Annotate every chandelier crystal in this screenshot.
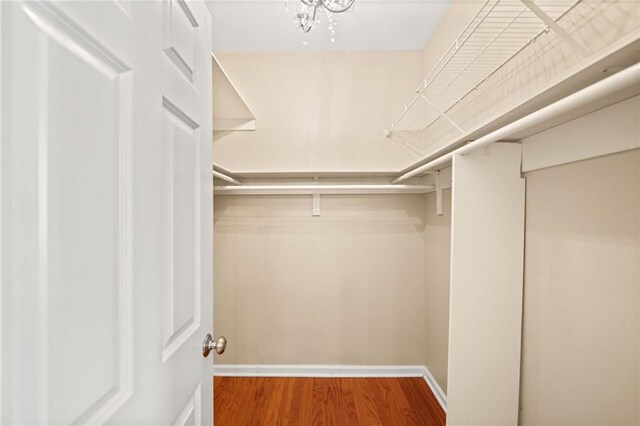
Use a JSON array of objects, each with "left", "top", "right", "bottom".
[{"left": 286, "top": 0, "right": 355, "bottom": 44}]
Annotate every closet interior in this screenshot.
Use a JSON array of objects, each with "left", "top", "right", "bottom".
[{"left": 209, "top": 0, "right": 640, "bottom": 424}]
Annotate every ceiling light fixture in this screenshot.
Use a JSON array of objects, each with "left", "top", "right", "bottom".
[{"left": 285, "top": 0, "right": 355, "bottom": 45}]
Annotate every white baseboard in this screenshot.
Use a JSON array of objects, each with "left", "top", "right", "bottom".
[
  {"left": 213, "top": 364, "right": 447, "bottom": 412},
  {"left": 213, "top": 364, "right": 425, "bottom": 378},
  {"left": 421, "top": 366, "right": 447, "bottom": 411}
]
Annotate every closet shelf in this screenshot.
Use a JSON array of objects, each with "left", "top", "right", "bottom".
[
  {"left": 385, "top": 0, "right": 639, "bottom": 164},
  {"left": 386, "top": 0, "right": 581, "bottom": 137},
  {"left": 213, "top": 53, "right": 256, "bottom": 131}
]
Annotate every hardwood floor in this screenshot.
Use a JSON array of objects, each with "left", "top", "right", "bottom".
[{"left": 214, "top": 377, "right": 446, "bottom": 426}]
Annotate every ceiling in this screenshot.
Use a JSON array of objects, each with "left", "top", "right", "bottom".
[{"left": 206, "top": 0, "right": 451, "bottom": 52}]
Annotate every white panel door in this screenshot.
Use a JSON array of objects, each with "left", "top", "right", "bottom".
[{"left": 0, "top": 1, "right": 214, "bottom": 424}]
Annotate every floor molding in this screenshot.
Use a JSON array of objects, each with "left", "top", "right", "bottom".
[
  {"left": 421, "top": 366, "right": 447, "bottom": 411},
  {"left": 213, "top": 364, "right": 447, "bottom": 412},
  {"left": 213, "top": 364, "right": 425, "bottom": 378}
]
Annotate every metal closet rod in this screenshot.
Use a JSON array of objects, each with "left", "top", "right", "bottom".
[
  {"left": 211, "top": 170, "right": 434, "bottom": 195},
  {"left": 214, "top": 184, "right": 434, "bottom": 196},
  {"left": 212, "top": 168, "right": 242, "bottom": 186},
  {"left": 391, "top": 62, "right": 640, "bottom": 184}
]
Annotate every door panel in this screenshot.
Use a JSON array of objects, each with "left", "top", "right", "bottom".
[
  {"left": 173, "top": 384, "right": 202, "bottom": 426},
  {"left": 0, "top": 1, "right": 213, "bottom": 424},
  {"left": 163, "top": 0, "right": 200, "bottom": 83},
  {"left": 162, "top": 98, "right": 202, "bottom": 364},
  {"left": 1, "top": 2, "right": 133, "bottom": 424},
  {"left": 47, "top": 38, "right": 131, "bottom": 425}
]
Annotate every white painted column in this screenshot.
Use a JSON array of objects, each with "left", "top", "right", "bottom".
[{"left": 446, "top": 143, "right": 525, "bottom": 425}]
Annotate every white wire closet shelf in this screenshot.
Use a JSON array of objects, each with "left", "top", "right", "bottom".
[{"left": 385, "top": 0, "right": 640, "bottom": 158}]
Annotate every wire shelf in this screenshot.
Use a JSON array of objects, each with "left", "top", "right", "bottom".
[{"left": 386, "top": 0, "right": 639, "bottom": 157}]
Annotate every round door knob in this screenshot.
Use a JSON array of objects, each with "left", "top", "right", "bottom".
[{"left": 202, "top": 334, "right": 227, "bottom": 357}]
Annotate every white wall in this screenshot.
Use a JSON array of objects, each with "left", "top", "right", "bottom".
[
  {"left": 520, "top": 149, "right": 640, "bottom": 425},
  {"left": 212, "top": 51, "right": 423, "bottom": 172},
  {"left": 213, "top": 194, "right": 428, "bottom": 365}
]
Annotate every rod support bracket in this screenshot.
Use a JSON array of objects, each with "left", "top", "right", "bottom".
[
  {"left": 521, "top": 0, "right": 590, "bottom": 58},
  {"left": 427, "top": 170, "right": 444, "bottom": 216}
]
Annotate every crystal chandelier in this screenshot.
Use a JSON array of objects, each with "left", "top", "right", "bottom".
[{"left": 286, "top": 0, "right": 356, "bottom": 44}]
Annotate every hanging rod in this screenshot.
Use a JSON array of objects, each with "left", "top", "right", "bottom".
[
  {"left": 391, "top": 62, "right": 640, "bottom": 184},
  {"left": 214, "top": 184, "right": 434, "bottom": 196},
  {"left": 212, "top": 168, "right": 242, "bottom": 186}
]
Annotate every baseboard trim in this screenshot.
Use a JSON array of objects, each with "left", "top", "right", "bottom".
[
  {"left": 213, "top": 364, "right": 447, "bottom": 412},
  {"left": 421, "top": 366, "right": 447, "bottom": 411},
  {"left": 213, "top": 364, "right": 425, "bottom": 378}
]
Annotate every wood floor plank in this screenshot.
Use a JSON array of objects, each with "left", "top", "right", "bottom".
[
  {"left": 261, "top": 378, "right": 286, "bottom": 425},
  {"left": 334, "top": 378, "right": 359, "bottom": 425},
  {"left": 271, "top": 379, "right": 292, "bottom": 425},
  {"left": 371, "top": 378, "right": 416, "bottom": 426},
  {"left": 284, "top": 378, "right": 307, "bottom": 425},
  {"left": 214, "top": 376, "right": 446, "bottom": 426},
  {"left": 350, "top": 377, "right": 383, "bottom": 426},
  {"left": 310, "top": 378, "right": 327, "bottom": 426},
  {"left": 300, "top": 378, "right": 317, "bottom": 425},
  {"left": 253, "top": 377, "right": 272, "bottom": 424},
  {"left": 398, "top": 377, "right": 446, "bottom": 426}
]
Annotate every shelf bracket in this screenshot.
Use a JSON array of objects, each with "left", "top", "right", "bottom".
[
  {"left": 420, "top": 95, "right": 465, "bottom": 135},
  {"left": 312, "top": 175, "right": 320, "bottom": 217},
  {"left": 387, "top": 132, "right": 426, "bottom": 157},
  {"left": 521, "top": 0, "right": 590, "bottom": 59}
]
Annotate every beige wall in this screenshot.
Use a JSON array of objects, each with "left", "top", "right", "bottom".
[
  {"left": 214, "top": 194, "right": 427, "bottom": 365},
  {"left": 520, "top": 149, "right": 640, "bottom": 425},
  {"left": 213, "top": 51, "right": 423, "bottom": 172},
  {"left": 424, "top": 189, "right": 452, "bottom": 394}
]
